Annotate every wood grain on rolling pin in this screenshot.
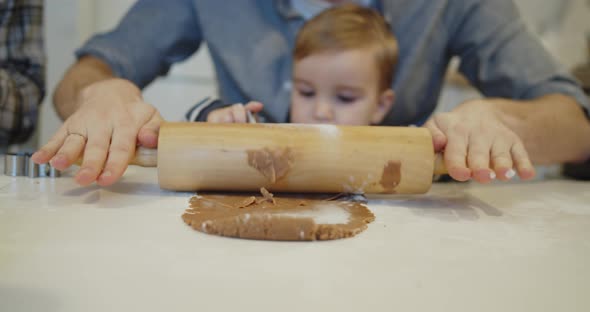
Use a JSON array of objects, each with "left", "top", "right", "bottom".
[{"left": 156, "top": 122, "right": 438, "bottom": 194}]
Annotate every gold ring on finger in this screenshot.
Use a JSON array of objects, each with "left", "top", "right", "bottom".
[{"left": 67, "top": 132, "right": 87, "bottom": 142}]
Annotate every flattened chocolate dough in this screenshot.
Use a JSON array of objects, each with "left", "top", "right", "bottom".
[{"left": 182, "top": 189, "right": 375, "bottom": 241}]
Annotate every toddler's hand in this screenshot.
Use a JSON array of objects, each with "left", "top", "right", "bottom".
[{"left": 207, "top": 102, "right": 263, "bottom": 123}]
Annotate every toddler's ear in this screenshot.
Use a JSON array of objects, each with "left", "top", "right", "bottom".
[{"left": 371, "top": 89, "right": 395, "bottom": 124}]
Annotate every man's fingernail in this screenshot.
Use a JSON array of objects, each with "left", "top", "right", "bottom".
[
  {"left": 79, "top": 167, "right": 94, "bottom": 177},
  {"left": 49, "top": 155, "right": 61, "bottom": 166},
  {"left": 489, "top": 171, "right": 496, "bottom": 180},
  {"left": 505, "top": 169, "right": 516, "bottom": 179},
  {"left": 101, "top": 171, "right": 111, "bottom": 178}
]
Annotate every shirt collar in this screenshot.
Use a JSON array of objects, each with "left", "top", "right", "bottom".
[
  {"left": 276, "top": 0, "right": 376, "bottom": 20},
  {"left": 276, "top": 0, "right": 302, "bottom": 19}
]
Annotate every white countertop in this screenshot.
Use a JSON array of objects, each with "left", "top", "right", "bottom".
[{"left": 1, "top": 162, "right": 589, "bottom": 312}]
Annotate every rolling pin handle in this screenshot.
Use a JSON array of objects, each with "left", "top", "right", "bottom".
[
  {"left": 433, "top": 153, "right": 447, "bottom": 175},
  {"left": 130, "top": 146, "right": 157, "bottom": 167}
]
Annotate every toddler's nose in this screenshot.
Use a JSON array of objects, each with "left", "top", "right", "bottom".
[{"left": 314, "top": 100, "right": 333, "bottom": 122}]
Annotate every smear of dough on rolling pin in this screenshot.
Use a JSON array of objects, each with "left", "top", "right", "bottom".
[
  {"left": 380, "top": 160, "right": 401, "bottom": 193},
  {"left": 247, "top": 147, "right": 294, "bottom": 183}
]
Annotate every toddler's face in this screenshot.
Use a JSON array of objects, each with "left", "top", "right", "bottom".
[{"left": 290, "top": 49, "right": 393, "bottom": 125}]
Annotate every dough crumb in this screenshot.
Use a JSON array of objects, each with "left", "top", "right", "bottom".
[
  {"left": 258, "top": 187, "right": 276, "bottom": 205},
  {"left": 237, "top": 196, "right": 257, "bottom": 208}
]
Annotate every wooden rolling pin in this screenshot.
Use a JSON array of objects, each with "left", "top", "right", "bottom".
[{"left": 124, "top": 122, "right": 446, "bottom": 194}]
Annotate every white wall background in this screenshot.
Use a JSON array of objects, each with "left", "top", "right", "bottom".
[
  {"left": 439, "top": 0, "right": 590, "bottom": 112},
  {"left": 33, "top": 0, "right": 590, "bottom": 149}
]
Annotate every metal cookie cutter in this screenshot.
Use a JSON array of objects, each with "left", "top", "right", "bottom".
[
  {"left": 4, "top": 153, "right": 28, "bottom": 176},
  {"left": 3, "top": 153, "right": 61, "bottom": 178}
]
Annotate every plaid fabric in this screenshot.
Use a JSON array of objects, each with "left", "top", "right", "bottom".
[{"left": 0, "top": 0, "right": 44, "bottom": 147}]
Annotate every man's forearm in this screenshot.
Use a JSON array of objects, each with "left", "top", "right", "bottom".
[
  {"left": 494, "top": 94, "right": 590, "bottom": 164},
  {"left": 53, "top": 56, "right": 115, "bottom": 119}
]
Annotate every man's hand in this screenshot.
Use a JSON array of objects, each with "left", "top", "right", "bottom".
[
  {"left": 425, "top": 99, "right": 536, "bottom": 183},
  {"left": 207, "top": 102, "right": 263, "bottom": 123},
  {"left": 31, "top": 78, "right": 164, "bottom": 186}
]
